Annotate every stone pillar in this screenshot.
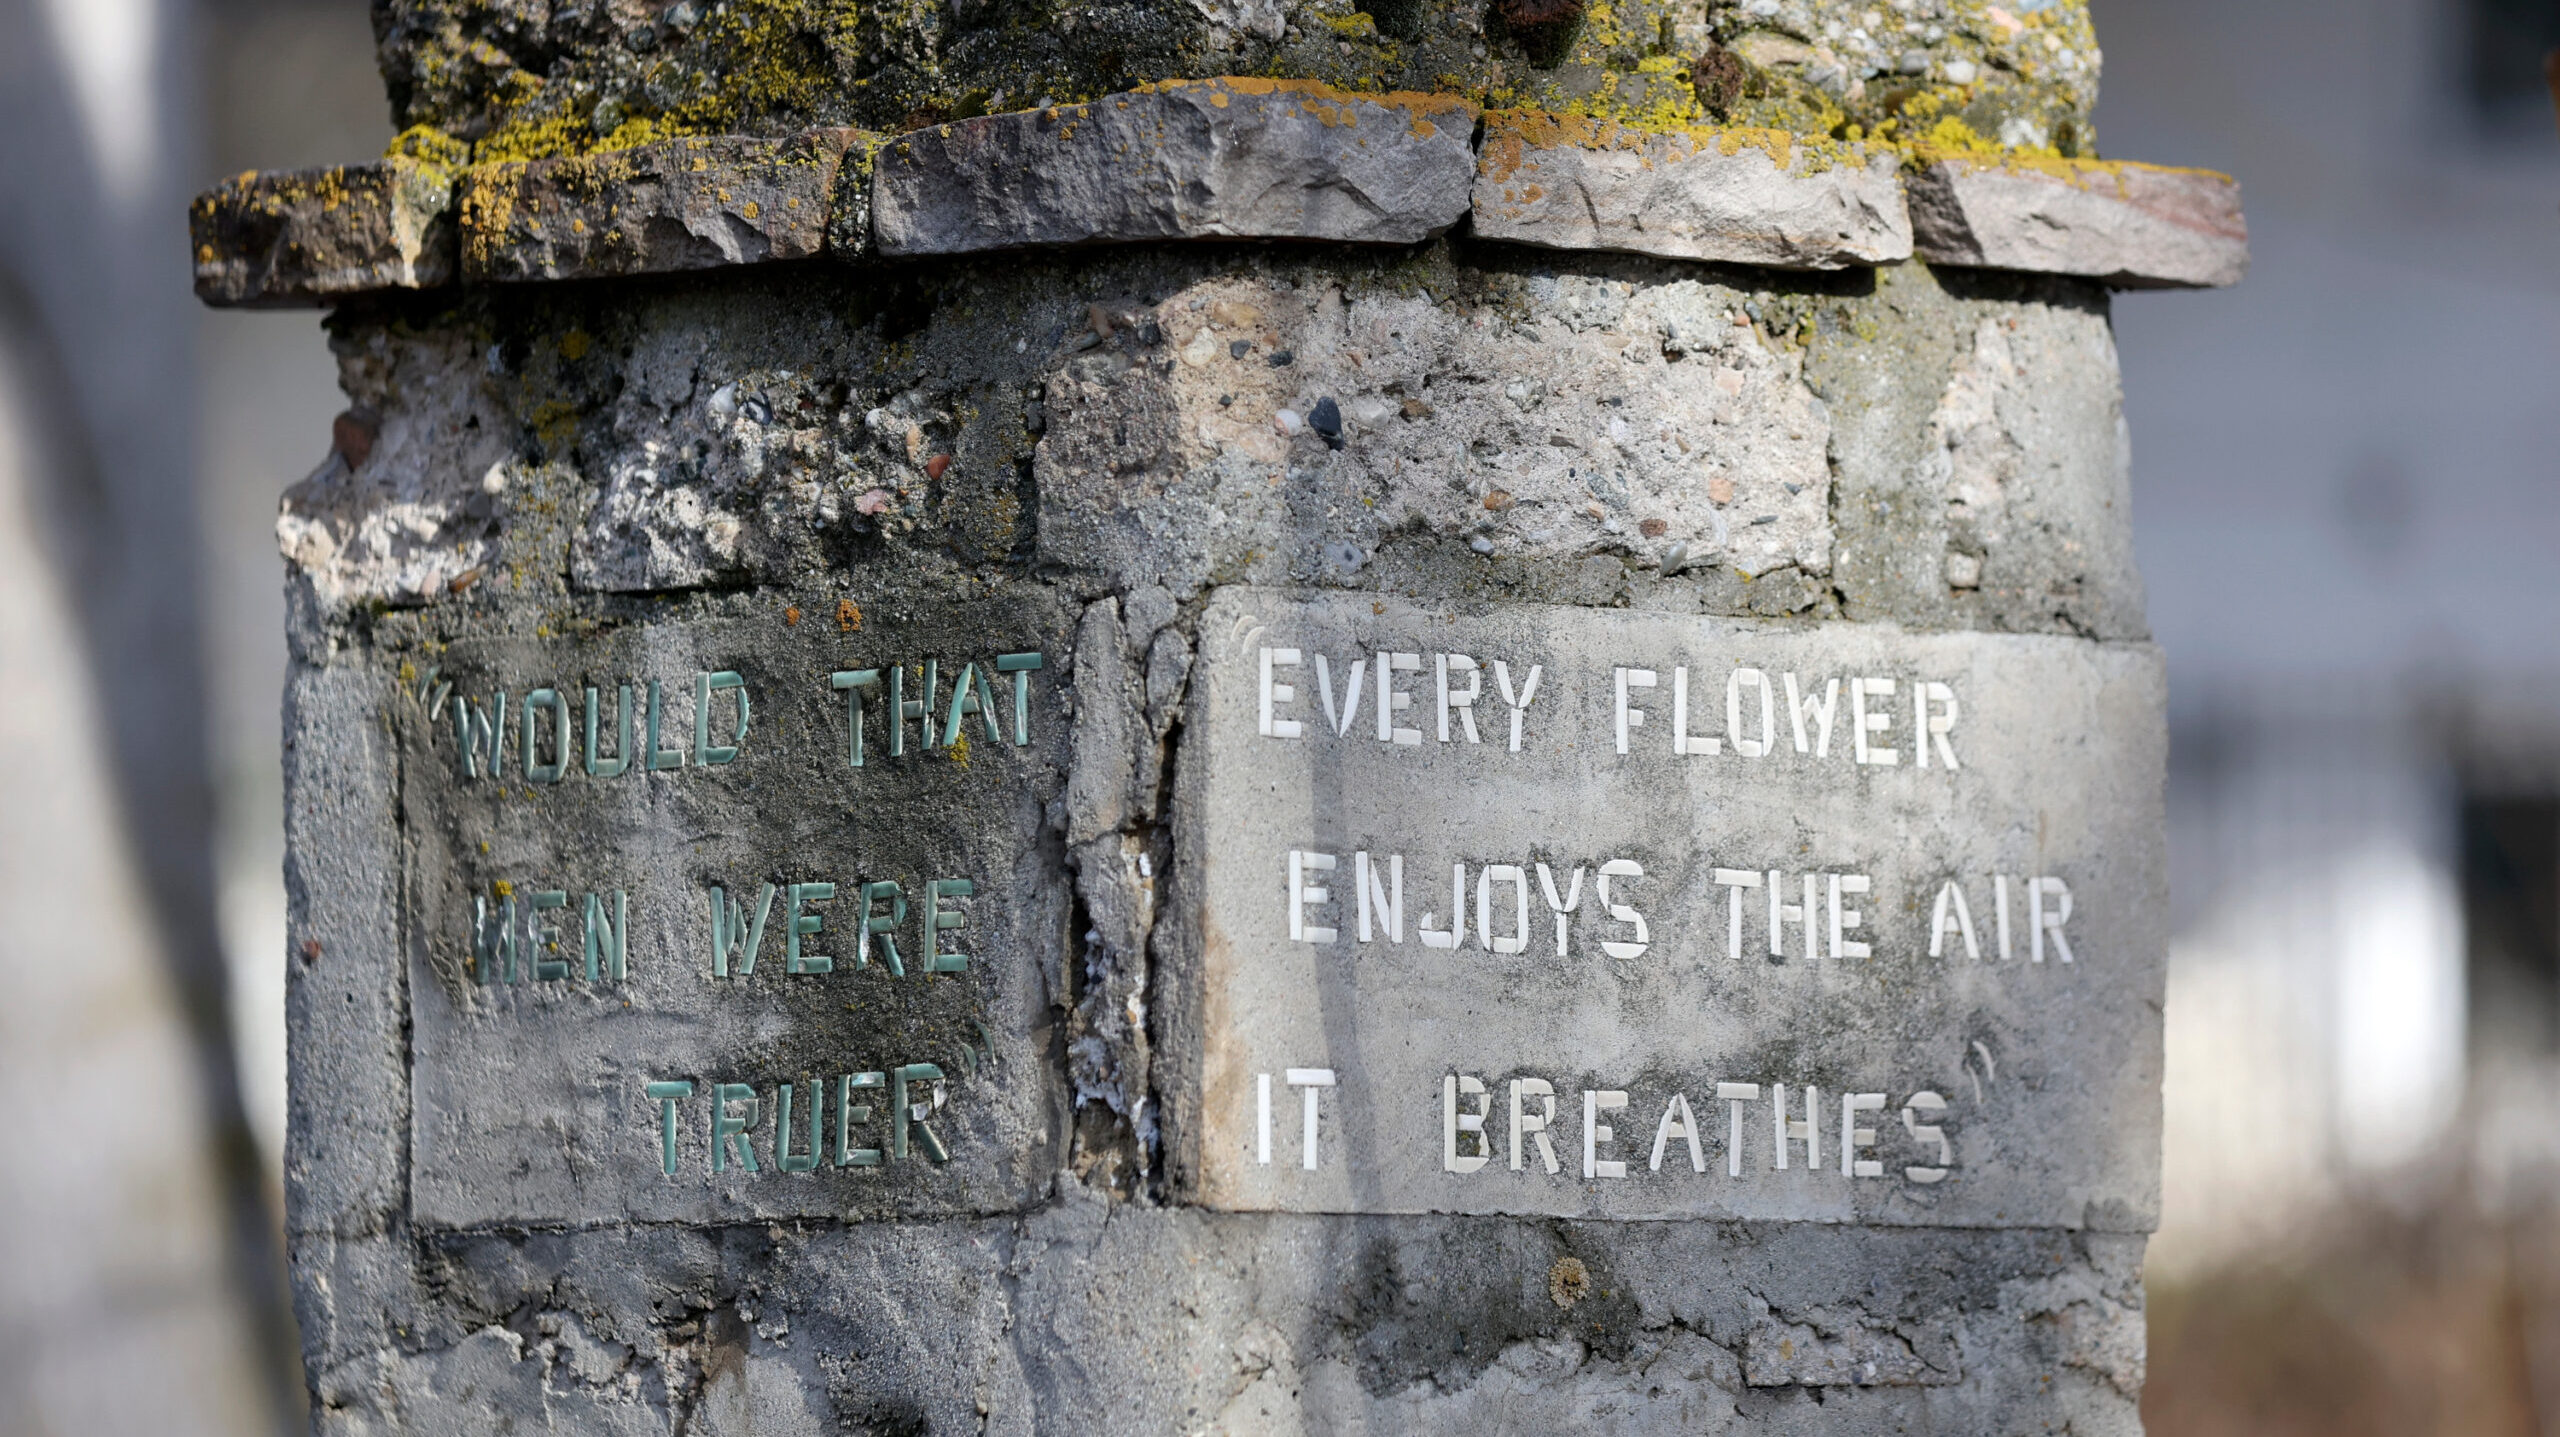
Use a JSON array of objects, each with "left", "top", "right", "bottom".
[{"left": 197, "top": 2, "right": 2243, "bottom": 1428}]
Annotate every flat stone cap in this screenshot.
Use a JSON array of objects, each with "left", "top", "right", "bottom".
[
  {"left": 872, "top": 78, "right": 1480, "bottom": 255},
  {"left": 1906, "top": 155, "right": 2248, "bottom": 289},
  {"left": 185, "top": 87, "right": 2249, "bottom": 304},
  {"left": 1471, "top": 111, "right": 1911, "bottom": 270},
  {"left": 459, "top": 129, "right": 871, "bottom": 284},
  {"left": 191, "top": 159, "right": 456, "bottom": 307}
]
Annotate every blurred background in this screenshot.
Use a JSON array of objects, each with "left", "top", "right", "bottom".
[{"left": 0, "top": 0, "right": 2553, "bottom": 1431}]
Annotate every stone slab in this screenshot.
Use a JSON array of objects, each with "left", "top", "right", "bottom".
[
  {"left": 1175, "top": 588, "right": 2165, "bottom": 1227},
  {"left": 873, "top": 79, "right": 1478, "bottom": 255},
  {"left": 396, "top": 606, "right": 1075, "bottom": 1227},
  {"left": 1905, "top": 156, "right": 2248, "bottom": 289},
  {"left": 190, "top": 159, "right": 456, "bottom": 307},
  {"left": 458, "top": 129, "right": 867, "bottom": 284},
  {"left": 1472, "top": 113, "right": 1913, "bottom": 269}
]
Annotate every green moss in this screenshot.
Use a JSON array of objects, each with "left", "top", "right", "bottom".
[{"left": 377, "top": 0, "right": 2102, "bottom": 163}]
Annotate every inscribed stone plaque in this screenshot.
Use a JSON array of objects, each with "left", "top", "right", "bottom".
[
  {"left": 1182, "top": 587, "right": 2165, "bottom": 1227},
  {"left": 400, "top": 601, "right": 1072, "bottom": 1228}
]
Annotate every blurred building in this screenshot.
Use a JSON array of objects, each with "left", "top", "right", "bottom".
[
  {"left": 2101, "top": 0, "right": 2560, "bottom": 1273},
  {"left": 0, "top": 0, "right": 380, "bottom": 1430},
  {"left": 0, "top": 0, "right": 291, "bottom": 1431}
]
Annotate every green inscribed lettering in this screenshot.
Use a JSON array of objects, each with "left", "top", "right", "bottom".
[
  {"left": 695, "top": 670, "right": 748, "bottom": 766},
  {"left": 473, "top": 892, "right": 516, "bottom": 984},
  {"left": 928, "top": 878, "right": 974, "bottom": 973},
  {"left": 996, "top": 652, "right": 1043, "bottom": 745},
  {"left": 711, "top": 882, "right": 776, "bottom": 977},
  {"left": 646, "top": 1080, "right": 693, "bottom": 1174},
  {"left": 585, "top": 684, "right": 632, "bottom": 777},
  {"left": 893, "top": 1063, "right": 949, "bottom": 1163},
  {"left": 454, "top": 691, "right": 507, "bottom": 777},
  {"left": 776, "top": 1082, "right": 821, "bottom": 1172},
  {"left": 645, "top": 680, "right": 686, "bottom": 770},
  {"left": 786, "top": 882, "right": 836, "bottom": 974},
  {"left": 861, "top": 880, "right": 907, "bottom": 976},
  {"left": 523, "top": 689, "right": 570, "bottom": 783},
  {"left": 530, "top": 890, "right": 570, "bottom": 980},
  {"left": 943, "top": 663, "right": 1002, "bottom": 747},
  {"left": 891, "top": 660, "right": 937, "bottom": 755},
  {"left": 713, "top": 1082, "right": 760, "bottom": 1172},
  {"left": 830, "top": 669, "right": 879, "bottom": 767},
  {"left": 835, "top": 1072, "right": 884, "bottom": 1167},
  {"left": 584, "top": 890, "right": 627, "bottom": 982}
]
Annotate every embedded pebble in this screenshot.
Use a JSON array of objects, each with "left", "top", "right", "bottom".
[
  {"left": 1273, "top": 409, "right": 1305, "bottom": 437},
  {"left": 1308, "top": 398, "right": 1343, "bottom": 449},
  {"left": 1468, "top": 536, "right": 1496, "bottom": 554}
]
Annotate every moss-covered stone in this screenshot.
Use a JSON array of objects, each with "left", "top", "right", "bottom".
[
  {"left": 368, "top": 0, "right": 2100, "bottom": 166},
  {"left": 191, "top": 157, "right": 458, "bottom": 305}
]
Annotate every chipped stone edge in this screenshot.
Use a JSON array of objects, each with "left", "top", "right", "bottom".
[
  {"left": 1904, "top": 154, "right": 2249, "bottom": 290},
  {"left": 190, "top": 158, "right": 458, "bottom": 308},
  {"left": 190, "top": 94, "right": 2246, "bottom": 308},
  {"left": 456, "top": 127, "right": 876, "bottom": 285},
  {"left": 1469, "top": 110, "right": 1914, "bottom": 270},
  {"left": 871, "top": 77, "right": 1481, "bottom": 256}
]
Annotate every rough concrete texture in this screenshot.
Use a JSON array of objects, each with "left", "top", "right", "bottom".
[
  {"left": 281, "top": 249, "right": 2143, "bottom": 630},
  {"left": 292, "top": 1194, "right": 2146, "bottom": 1434},
  {"left": 873, "top": 81, "right": 1478, "bottom": 255},
  {"left": 1813, "top": 261, "right": 2146, "bottom": 639},
  {"left": 275, "top": 325, "right": 516, "bottom": 608},
  {"left": 1906, "top": 157, "right": 2248, "bottom": 289},
  {"left": 1472, "top": 113, "right": 1911, "bottom": 269},
  {"left": 269, "top": 226, "right": 2157, "bottom": 1429},
  {"left": 362, "top": 0, "right": 2102, "bottom": 167},
  {"left": 191, "top": 159, "right": 456, "bottom": 306},
  {"left": 459, "top": 130, "right": 867, "bottom": 283}
]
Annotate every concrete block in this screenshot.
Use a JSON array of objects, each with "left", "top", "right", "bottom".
[
  {"left": 459, "top": 130, "right": 868, "bottom": 283},
  {"left": 873, "top": 80, "right": 1478, "bottom": 255},
  {"left": 190, "top": 159, "right": 456, "bottom": 307},
  {"left": 1174, "top": 588, "right": 2166, "bottom": 1227},
  {"left": 1472, "top": 112, "right": 1913, "bottom": 269},
  {"left": 392, "top": 609, "right": 1074, "bottom": 1228},
  {"left": 282, "top": 659, "right": 409, "bottom": 1237},
  {"left": 1906, "top": 156, "right": 2248, "bottom": 289}
]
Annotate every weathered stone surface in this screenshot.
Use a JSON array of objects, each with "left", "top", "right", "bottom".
[
  {"left": 277, "top": 326, "right": 516, "bottom": 609},
  {"left": 286, "top": 1201, "right": 2147, "bottom": 1433},
  {"left": 398, "top": 610, "right": 1073, "bottom": 1227},
  {"left": 260, "top": 222, "right": 2170, "bottom": 1435},
  {"left": 1905, "top": 156, "right": 2248, "bottom": 289},
  {"left": 1813, "top": 262, "right": 2149, "bottom": 642},
  {"left": 459, "top": 130, "right": 868, "bottom": 284},
  {"left": 1035, "top": 264, "right": 1840, "bottom": 608},
  {"left": 365, "top": 0, "right": 2103, "bottom": 176},
  {"left": 190, "top": 159, "right": 455, "bottom": 306},
  {"left": 1174, "top": 590, "right": 2165, "bottom": 1226},
  {"left": 873, "top": 80, "right": 1478, "bottom": 255},
  {"left": 283, "top": 660, "right": 408, "bottom": 1238},
  {"left": 1472, "top": 113, "right": 1912, "bottom": 270}
]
